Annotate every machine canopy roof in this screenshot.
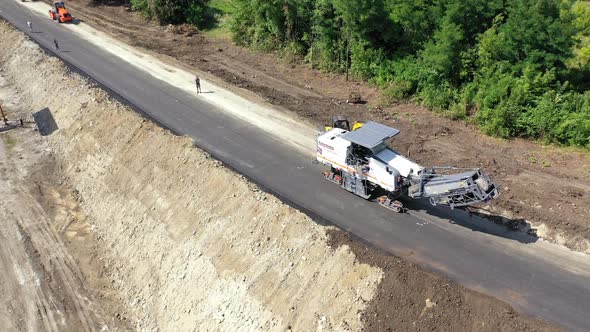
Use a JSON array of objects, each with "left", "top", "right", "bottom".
[{"left": 341, "top": 121, "right": 400, "bottom": 150}]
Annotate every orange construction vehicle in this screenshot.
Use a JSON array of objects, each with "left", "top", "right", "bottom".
[{"left": 48, "top": 2, "right": 73, "bottom": 23}]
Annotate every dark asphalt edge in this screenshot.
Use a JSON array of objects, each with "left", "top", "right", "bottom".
[{"left": 0, "top": 16, "right": 392, "bottom": 256}]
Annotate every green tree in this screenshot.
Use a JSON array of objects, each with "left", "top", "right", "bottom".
[
  {"left": 230, "top": 0, "right": 313, "bottom": 51},
  {"left": 573, "top": 2, "right": 590, "bottom": 35},
  {"left": 420, "top": 18, "right": 464, "bottom": 84},
  {"left": 226, "top": 0, "right": 589, "bottom": 149},
  {"left": 385, "top": 0, "right": 442, "bottom": 54},
  {"left": 479, "top": 0, "right": 576, "bottom": 74},
  {"left": 130, "top": 0, "right": 211, "bottom": 27},
  {"left": 308, "top": 0, "right": 344, "bottom": 71}
]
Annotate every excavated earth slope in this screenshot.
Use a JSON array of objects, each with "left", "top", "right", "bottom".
[
  {"left": 0, "top": 22, "right": 380, "bottom": 331},
  {"left": 0, "top": 21, "right": 557, "bottom": 331}
]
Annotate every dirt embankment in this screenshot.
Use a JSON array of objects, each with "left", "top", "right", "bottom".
[
  {"left": 65, "top": 0, "right": 590, "bottom": 253},
  {"left": 0, "top": 21, "right": 558, "bottom": 331},
  {"left": 0, "top": 21, "right": 380, "bottom": 331},
  {"left": 0, "top": 50, "right": 128, "bottom": 331}
]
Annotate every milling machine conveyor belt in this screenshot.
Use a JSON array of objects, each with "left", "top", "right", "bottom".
[{"left": 408, "top": 168, "right": 500, "bottom": 209}]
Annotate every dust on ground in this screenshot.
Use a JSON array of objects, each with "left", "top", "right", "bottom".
[
  {"left": 65, "top": 0, "right": 590, "bottom": 253},
  {"left": 0, "top": 19, "right": 561, "bottom": 331}
]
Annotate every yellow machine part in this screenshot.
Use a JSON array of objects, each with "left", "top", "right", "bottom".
[
  {"left": 352, "top": 121, "right": 364, "bottom": 131},
  {"left": 324, "top": 121, "right": 363, "bottom": 132}
]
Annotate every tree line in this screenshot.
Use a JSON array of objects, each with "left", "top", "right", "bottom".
[
  {"left": 123, "top": 0, "right": 590, "bottom": 149},
  {"left": 123, "top": 0, "right": 211, "bottom": 27}
]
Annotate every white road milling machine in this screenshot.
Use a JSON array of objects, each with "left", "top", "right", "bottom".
[{"left": 317, "top": 116, "right": 500, "bottom": 212}]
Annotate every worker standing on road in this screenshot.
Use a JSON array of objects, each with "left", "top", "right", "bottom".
[
  {"left": 195, "top": 76, "right": 202, "bottom": 94},
  {"left": 27, "top": 21, "right": 32, "bottom": 32},
  {"left": 53, "top": 38, "right": 60, "bottom": 51}
]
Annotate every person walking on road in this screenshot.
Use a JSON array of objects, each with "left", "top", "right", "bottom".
[
  {"left": 26, "top": 21, "right": 32, "bottom": 32},
  {"left": 195, "top": 76, "right": 202, "bottom": 94},
  {"left": 53, "top": 38, "right": 60, "bottom": 51}
]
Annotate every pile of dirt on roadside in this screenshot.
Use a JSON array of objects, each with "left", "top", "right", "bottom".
[
  {"left": 0, "top": 20, "right": 559, "bottom": 331},
  {"left": 328, "top": 231, "right": 558, "bottom": 331},
  {"left": 65, "top": 0, "right": 590, "bottom": 254}
]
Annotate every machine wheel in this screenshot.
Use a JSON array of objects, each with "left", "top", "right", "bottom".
[
  {"left": 377, "top": 195, "right": 405, "bottom": 213},
  {"left": 323, "top": 168, "right": 343, "bottom": 185}
]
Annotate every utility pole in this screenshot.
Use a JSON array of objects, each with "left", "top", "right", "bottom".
[
  {"left": 345, "top": 30, "right": 350, "bottom": 82},
  {"left": 310, "top": 31, "right": 315, "bottom": 70},
  {"left": 0, "top": 103, "right": 8, "bottom": 126}
]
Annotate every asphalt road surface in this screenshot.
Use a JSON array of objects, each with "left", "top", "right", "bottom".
[{"left": 1, "top": 2, "right": 589, "bottom": 330}]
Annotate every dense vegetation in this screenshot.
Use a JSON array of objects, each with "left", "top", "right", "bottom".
[
  {"left": 227, "top": 0, "right": 590, "bottom": 149},
  {"left": 117, "top": 0, "right": 590, "bottom": 148},
  {"left": 127, "top": 0, "right": 211, "bottom": 27}
]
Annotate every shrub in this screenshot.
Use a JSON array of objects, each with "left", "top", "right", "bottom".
[
  {"left": 280, "top": 41, "right": 306, "bottom": 63},
  {"left": 419, "top": 82, "right": 458, "bottom": 110},
  {"left": 130, "top": 0, "right": 151, "bottom": 18},
  {"left": 227, "top": 0, "right": 589, "bottom": 149},
  {"left": 349, "top": 42, "right": 384, "bottom": 80},
  {"left": 381, "top": 81, "right": 414, "bottom": 104}
]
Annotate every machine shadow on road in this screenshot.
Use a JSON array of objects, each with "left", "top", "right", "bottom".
[
  {"left": 67, "top": 19, "right": 82, "bottom": 25},
  {"left": 404, "top": 199, "right": 539, "bottom": 244}
]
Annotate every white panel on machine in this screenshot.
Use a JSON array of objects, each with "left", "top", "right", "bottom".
[
  {"left": 373, "top": 148, "right": 422, "bottom": 178},
  {"left": 316, "top": 128, "right": 351, "bottom": 170}
]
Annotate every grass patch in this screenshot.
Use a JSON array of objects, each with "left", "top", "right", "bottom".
[
  {"left": 203, "top": 0, "right": 236, "bottom": 39},
  {"left": 209, "top": 0, "right": 236, "bottom": 14}
]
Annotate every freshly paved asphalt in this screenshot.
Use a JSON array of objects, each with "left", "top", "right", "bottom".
[{"left": 1, "top": 2, "right": 589, "bottom": 330}]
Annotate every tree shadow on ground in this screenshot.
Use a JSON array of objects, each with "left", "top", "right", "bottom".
[
  {"left": 568, "top": 66, "right": 590, "bottom": 92},
  {"left": 87, "top": 0, "right": 129, "bottom": 7},
  {"left": 201, "top": 7, "right": 223, "bottom": 31}
]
